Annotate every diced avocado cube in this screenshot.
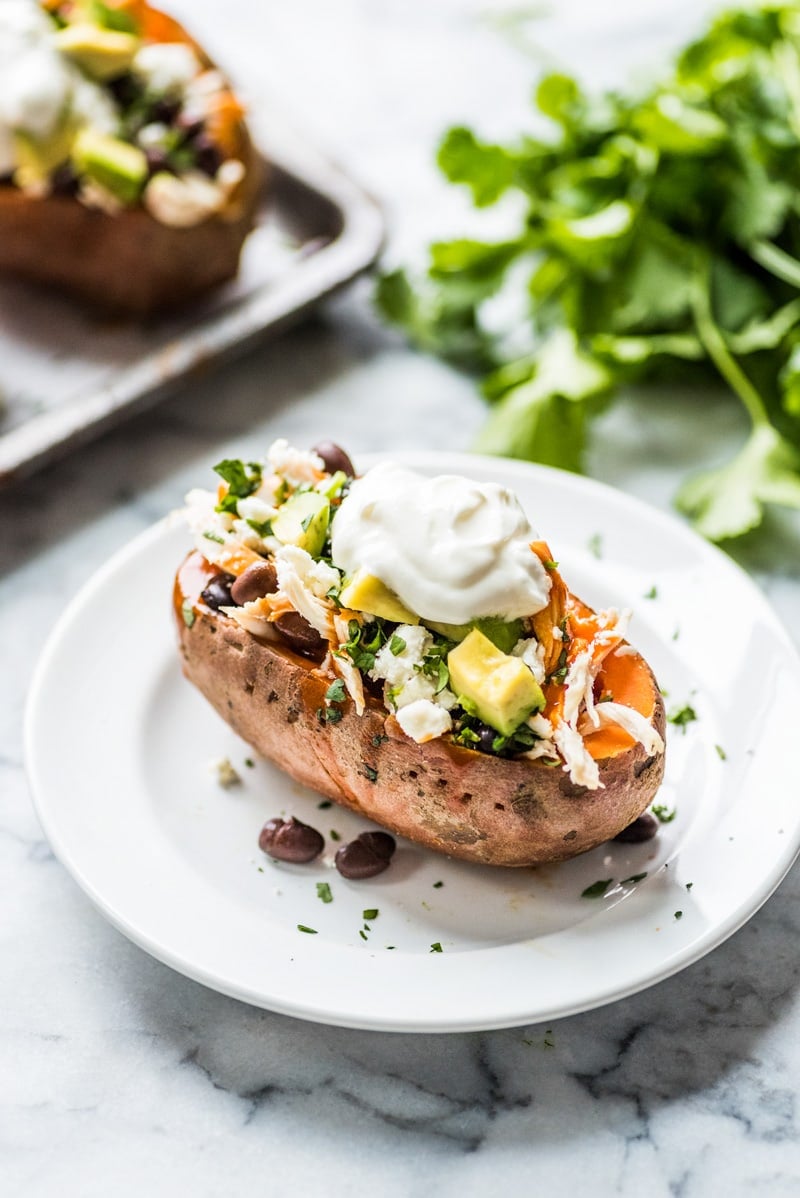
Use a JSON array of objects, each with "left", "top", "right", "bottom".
[
  {"left": 427, "top": 616, "right": 524, "bottom": 654},
  {"left": 54, "top": 23, "right": 140, "bottom": 80},
  {"left": 317, "top": 470, "right": 348, "bottom": 500},
  {"left": 72, "top": 128, "right": 147, "bottom": 204},
  {"left": 447, "top": 629, "right": 544, "bottom": 737},
  {"left": 13, "top": 124, "right": 74, "bottom": 187},
  {"left": 339, "top": 570, "right": 419, "bottom": 625},
  {"left": 272, "top": 491, "right": 330, "bottom": 557}
]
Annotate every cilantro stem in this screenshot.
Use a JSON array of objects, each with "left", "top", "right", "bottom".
[
  {"left": 691, "top": 262, "right": 769, "bottom": 429},
  {"left": 750, "top": 239, "right": 800, "bottom": 291}
]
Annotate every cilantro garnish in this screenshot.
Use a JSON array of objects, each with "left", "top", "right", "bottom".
[
  {"left": 652, "top": 804, "right": 677, "bottom": 824},
  {"left": 433, "top": 881, "right": 444, "bottom": 889},
  {"left": 363, "top": 908, "right": 379, "bottom": 921},
  {"left": 715, "top": 744, "right": 727, "bottom": 761},
  {"left": 325, "top": 679, "right": 346, "bottom": 704},
  {"left": 389, "top": 634, "right": 407, "bottom": 656},
  {"left": 297, "top": 925, "right": 318, "bottom": 934},
  {"left": 622, "top": 873, "right": 648, "bottom": 885},
  {"left": 674, "top": 911, "right": 683, "bottom": 921},
  {"left": 181, "top": 600, "right": 196, "bottom": 628},
  {"left": 644, "top": 585, "right": 658, "bottom": 600},
  {"left": 213, "top": 458, "right": 263, "bottom": 514},
  {"left": 430, "top": 942, "right": 443, "bottom": 953},
  {"left": 668, "top": 703, "right": 698, "bottom": 732},
  {"left": 581, "top": 879, "right": 612, "bottom": 899},
  {"left": 360, "top": 763, "right": 378, "bottom": 783},
  {"left": 316, "top": 882, "right": 333, "bottom": 904},
  {"left": 375, "top": 9, "right": 800, "bottom": 543}
]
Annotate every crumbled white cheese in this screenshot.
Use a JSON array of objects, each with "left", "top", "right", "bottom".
[
  {"left": 275, "top": 545, "right": 340, "bottom": 599},
  {"left": 221, "top": 597, "right": 274, "bottom": 639},
  {"left": 396, "top": 700, "right": 453, "bottom": 744},
  {"left": 210, "top": 757, "right": 241, "bottom": 788},
  {"left": 133, "top": 42, "right": 201, "bottom": 93},
  {"left": 267, "top": 439, "right": 324, "bottom": 483},
  {"left": 236, "top": 495, "right": 278, "bottom": 526},
  {"left": 511, "top": 636, "right": 547, "bottom": 685},
  {"left": 144, "top": 170, "right": 227, "bottom": 228},
  {"left": 370, "top": 625, "right": 431, "bottom": 687},
  {"left": 137, "top": 121, "right": 169, "bottom": 149}
]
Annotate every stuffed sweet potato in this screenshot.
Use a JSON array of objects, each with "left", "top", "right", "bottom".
[
  {"left": 175, "top": 441, "right": 666, "bottom": 868},
  {"left": 0, "top": 0, "right": 261, "bottom": 314}
]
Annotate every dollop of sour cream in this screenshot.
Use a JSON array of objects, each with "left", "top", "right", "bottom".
[{"left": 331, "top": 463, "right": 552, "bottom": 625}]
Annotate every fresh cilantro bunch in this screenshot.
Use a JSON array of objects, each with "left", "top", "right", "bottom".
[{"left": 376, "top": 2, "right": 800, "bottom": 541}]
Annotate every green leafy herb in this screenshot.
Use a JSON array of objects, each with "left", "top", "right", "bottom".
[
  {"left": 330, "top": 830, "right": 341, "bottom": 842},
  {"left": 668, "top": 703, "right": 698, "bottom": 732},
  {"left": 318, "top": 800, "right": 333, "bottom": 809},
  {"left": 181, "top": 600, "right": 196, "bottom": 629},
  {"left": 587, "top": 533, "right": 603, "bottom": 559},
  {"left": 686, "top": 882, "right": 694, "bottom": 891},
  {"left": 715, "top": 744, "right": 727, "bottom": 761},
  {"left": 581, "top": 878, "right": 613, "bottom": 899},
  {"left": 372, "top": 734, "right": 389, "bottom": 747},
  {"left": 644, "top": 585, "right": 658, "bottom": 600},
  {"left": 430, "top": 942, "right": 443, "bottom": 953},
  {"left": 363, "top": 908, "right": 379, "bottom": 921},
  {"left": 213, "top": 458, "right": 263, "bottom": 514},
  {"left": 389, "top": 634, "right": 407, "bottom": 656},
  {"left": 433, "top": 881, "right": 444, "bottom": 889},
  {"left": 674, "top": 910, "right": 684, "bottom": 921},
  {"left": 652, "top": 803, "right": 677, "bottom": 824},
  {"left": 246, "top": 518, "right": 273, "bottom": 537},
  {"left": 297, "top": 925, "right": 318, "bottom": 935},
  {"left": 622, "top": 872, "right": 648, "bottom": 885},
  {"left": 202, "top": 530, "right": 225, "bottom": 545},
  {"left": 244, "top": 758, "right": 254, "bottom": 768},
  {"left": 361, "top": 763, "right": 378, "bottom": 783},
  {"left": 359, "top": 930, "right": 368, "bottom": 941},
  {"left": 544, "top": 559, "right": 559, "bottom": 570},
  {"left": 377, "top": 6, "right": 800, "bottom": 541},
  {"left": 316, "top": 882, "right": 333, "bottom": 904},
  {"left": 325, "top": 679, "right": 346, "bottom": 704}
]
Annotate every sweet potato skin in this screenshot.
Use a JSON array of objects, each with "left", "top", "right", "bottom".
[
  {"left": 0, "top": 137, "right": 262, "bottom": 316},
  {"left": 175, "top": 557, "right": 667, "bottom": 868}
]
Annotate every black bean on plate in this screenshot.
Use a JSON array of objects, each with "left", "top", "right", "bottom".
[
  {"left": 312, "top": 441, "right": 355, "bottom": 477},
  {"left": 259, "top": 816, "right": 324, "bottom": 864}
]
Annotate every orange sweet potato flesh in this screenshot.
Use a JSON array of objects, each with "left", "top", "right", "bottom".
[
  {"left": 175, "top": 552, "right": 667, "bottom": 868},
  {"left": 0, "top": 3, "right": 262, "bottom": 316}
]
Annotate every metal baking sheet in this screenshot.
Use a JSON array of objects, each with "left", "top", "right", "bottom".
[{"left": 0, "top": 112, "right": 384, "bottom": 485}]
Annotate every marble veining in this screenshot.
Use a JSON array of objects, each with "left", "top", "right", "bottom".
[{"left": 3, "top": 1, "right": 800, "bottom": 1195}]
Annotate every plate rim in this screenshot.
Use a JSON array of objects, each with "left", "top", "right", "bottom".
[{"left": 24, "top": 454, "right": 800, "bottom": 1032}]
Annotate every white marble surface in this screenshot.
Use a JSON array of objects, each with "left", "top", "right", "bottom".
[{"left": 4, "top": 1, "right": 800, "bottom": 1194}]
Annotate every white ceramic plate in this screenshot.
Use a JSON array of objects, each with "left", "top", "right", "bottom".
[{"left": 25, "top": 454, "right": 800, "bottom": 1032}]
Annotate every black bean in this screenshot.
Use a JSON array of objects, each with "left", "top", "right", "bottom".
[
  {"left": 275, "top": 611, "right": 326, "bottom": 657},
  {"left": 477, "top": 726, "right": 496, "bottom": 754},
  {"left": 50, "top": 164, "right": 79, "bottom": 196},
  {"left": 176, "top": 112, "right": 205, "bottom": 139},
  {"left": 144, "top": 147, "right": 174, "bottom": 177},
  {"left": 230, "top": 561, "right": 279, "bottom": 606},
  {"left": 614, "top": 812, "right": 659, "bottom": 844},
  {"left": 193, "top": 134, "right": 222, "bottom": 176},
  {"left": 258, "top": 816, "right": 324, "bottom": 864},
  {"left": 335, "top": 830, "right": 396, "bottom": 880},
  {"left": 358, "top": 831, "right": 396, "bottom": 860},
  {"left": 201, "top": 573, "right": 235, "bottom": 611},
  {"left": 150, "top": 96, "right": 181, "bottom": 125},
  {"left": 312, "top": 441, "right": 355, "bottom": 477},
  {"left": 107, "top": 73, "right": 139, "bottom": 107}
]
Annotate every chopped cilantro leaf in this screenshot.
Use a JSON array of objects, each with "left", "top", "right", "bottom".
[
  {"left": 330, "top": 830, "right": 341, "bottom": 842},
  {"left": 433, "top": 881, "right": 444, "bottom": 889},
  {"left": 668, "top": 703, "right": 698, "bottom": 732},
  {"left": 318, "top": 800, "right": 333, "bottom": 809},
  {"left": 430, "top": 942, "right": 443, "bottom": 953},
  {"left": 622, "top": 872, "right": 647, "bottom": 885},
  {"left": 389, "top": 634, "right": 407, "bottom": 656},
  {"left": 674, "top": 910, "right": 683, "bottom": 921},
  {"left": 363, "top": 908, "right": 379, "bottom": 920},
  {"left": 652, "top": 804, "right": 677, "bottom": 824},
  {"left": 644, "top": 585, "right": 658, "bottom": 600},
  {"left": 181, "top": 600, "right": 196, "bottom": 628},
  {"left": 588, "top": 534, "right": 603, "bottom": 559},
  {"left": 715, "top": 744, "right": 727, "bottom": 761},
  {"left": 361, "top": 763, "right": 378, "bottom": 783},
  {"left": 359, "top": 930, "right": 368, "bottom": 941},
  {"left": 202, "top": 530, "right": 225, "bottom": 544},
  {"left": 325, "top": 679, "right": 346, "bottom": 704},
  {"left": 316, "top": 882, "right": 333, "bottom": 904},
  {"left": 581, "top": 878, "right": 612, "bottom": 899},
  {"left": 297, "top": 925, "right": 317, "bottom": 934}
]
